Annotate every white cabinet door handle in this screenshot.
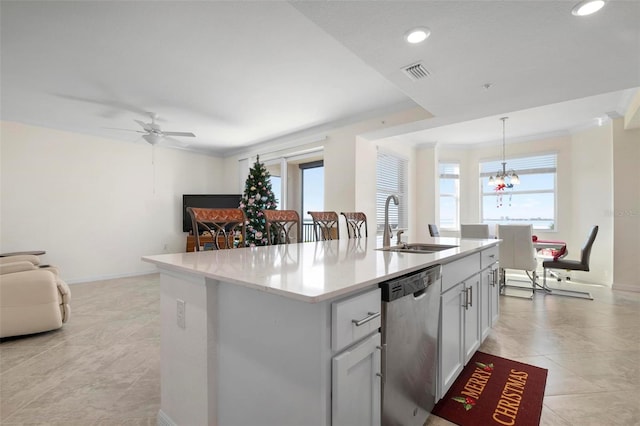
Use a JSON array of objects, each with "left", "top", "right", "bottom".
[{"left": 352, "top": 311, "right": 380, "bottom": 327}]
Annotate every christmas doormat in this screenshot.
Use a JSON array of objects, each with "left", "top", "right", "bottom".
[{"left": 432, "top": 351, "right": 547, "bottom": 426}]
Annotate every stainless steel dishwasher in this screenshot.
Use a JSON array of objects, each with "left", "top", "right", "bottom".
[{"left": 380, "top": 264, "right": 441, "bottom": 426}]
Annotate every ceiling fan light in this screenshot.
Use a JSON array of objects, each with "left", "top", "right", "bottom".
[
  {"left": 143, "top": 133, "right": 160, "bottom": 145},
  {"left": 571, "top": 0, "right": 605, "bottom": 16}
]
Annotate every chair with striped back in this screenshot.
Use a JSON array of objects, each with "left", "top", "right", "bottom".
[
  {"left": 340, "top": 212, "right": 368, "bottom": 238},
  {"left": 308, "top": 211, "right": 340, "bottom": 241},
  {"left": 461, "top": 223, "right": 490, "bottom": 239},
  {"left": 187, "top": 207, "right": 247, "bottom": 250},
  {"left": 263, "top": 209, "right": 301, "bottom": 245}
]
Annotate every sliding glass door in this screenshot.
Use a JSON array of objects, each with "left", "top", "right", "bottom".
[{"left": 300, "top": 160, "right": 324, "bottom": 241}]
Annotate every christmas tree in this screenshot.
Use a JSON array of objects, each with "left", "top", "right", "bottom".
[{"left": 239, "top": 155, "right": 278, "bottom": 246}]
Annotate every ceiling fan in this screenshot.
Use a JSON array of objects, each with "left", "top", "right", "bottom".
[{"left": 113, "top": 112, "right": 196, "bottom": 145}]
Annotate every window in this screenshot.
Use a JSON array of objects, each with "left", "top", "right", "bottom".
[
  {"left": 270, "top": 176, "right": 281, "bottom": 208},
  {"left": 300, "top": 161, "right": 324, "bottom": 241},
  {"left": 264, "top": 161, "right": 283, "bottom": 209},
  {"left": 376, "top": 151, "right": 408, "bottom": 234},
  {"left": 480, "top": 154, "right": 557, "bottom": 230},
  {"left": 439, "top": 162, "right": 460, "bottom": 230},
  {"left": 300, "top": 160, "right": 324, "bottom": 222}
]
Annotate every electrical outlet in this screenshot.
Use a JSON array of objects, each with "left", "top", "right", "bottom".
[{"left": 177, "top": 299, "right": 185, "bottom": 329}]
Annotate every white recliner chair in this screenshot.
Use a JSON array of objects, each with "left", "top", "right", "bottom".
[{"left": 0, "top": 258, "right": 71, "bottom": 338}]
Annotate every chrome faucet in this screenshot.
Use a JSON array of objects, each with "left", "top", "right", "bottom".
[{"left": 383, "top": 194, "right": 399, "bottom": 248}]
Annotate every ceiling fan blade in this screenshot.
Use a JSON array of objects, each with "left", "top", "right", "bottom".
[
  {"left": 134, "top": 119, "right": 153, "bottom": 132},
  {"left": 103, "top": 127, "right": 145, "bottom": 133},
  {"left": 162, "top": 136, "right": 192, "bottom": 148},
  {"left": 163, "top": 131, "right": 196, "bottom": 137}
]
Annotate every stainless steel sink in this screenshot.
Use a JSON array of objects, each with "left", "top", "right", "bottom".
[{"left": 377, "top": 243, "right": 458, "bottom": 254}]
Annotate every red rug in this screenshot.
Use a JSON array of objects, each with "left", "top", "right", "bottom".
[{"left": 432, "top": 351, "right": 548, "bottom": 426}]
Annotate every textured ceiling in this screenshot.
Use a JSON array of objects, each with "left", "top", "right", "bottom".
[{"left": 1, "top": 1, "right": 638, "bottom": 154}]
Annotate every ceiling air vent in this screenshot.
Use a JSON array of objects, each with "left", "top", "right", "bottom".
[{"left": 403, "top": 62, "right": 430, "bottom": 81}]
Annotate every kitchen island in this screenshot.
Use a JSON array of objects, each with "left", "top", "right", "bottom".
[{"left": 142, "top": 237, "right": 499, "bottom": 426}]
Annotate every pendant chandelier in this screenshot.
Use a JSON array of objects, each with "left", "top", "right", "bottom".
[{"left": 488, "top": 117, "right": 520, "bottom": 191}]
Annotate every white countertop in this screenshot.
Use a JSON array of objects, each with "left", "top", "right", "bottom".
[{"left": 142, "top": 237, "right": 499, "bottom": 303}]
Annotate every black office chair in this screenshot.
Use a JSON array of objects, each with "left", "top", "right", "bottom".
[
  {"left": 542, "top": 225, "right": 598, "bottom": 300},
  {"left": 428, "top": 224, "right": 440, "bottom": 237}
]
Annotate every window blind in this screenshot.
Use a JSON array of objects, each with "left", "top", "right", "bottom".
[
  {"left": 439, "top": 162, "right": 460, "bottom": 229},
  {"left": 480, "top": 154, "right": 556, "bottom": 177},
  {"left": 376, "top": 151, "right": 408, "bottom": 232}
]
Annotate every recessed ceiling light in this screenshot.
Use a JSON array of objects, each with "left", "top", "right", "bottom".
[
  {"left": 405, "top": 27, "right": 431, "bottom": 44},
  {"left": 571, "top": 0, "right": 606, "bottom": 16}
]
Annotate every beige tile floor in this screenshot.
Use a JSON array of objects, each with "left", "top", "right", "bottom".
[{"left": 1, "top": 273, "right": 638, "bottom": 425}]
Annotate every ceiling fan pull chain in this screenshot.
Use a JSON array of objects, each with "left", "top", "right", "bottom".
[{"left": 152, "top": 144, "right": 156, "bottom": 194}]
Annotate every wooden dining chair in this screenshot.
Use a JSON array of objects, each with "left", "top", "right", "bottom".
[
  {"left": 308, "top": 211, "right": 340, "bottom": 241},
  {"left": 263, "top": 209, "right": 301, "bottom": 245},
  {"left": 187, "top": 207, "right": 246, "bottom": 250},
  {"left": 340, "top": 212, "right": 367, "bottom": 238}
]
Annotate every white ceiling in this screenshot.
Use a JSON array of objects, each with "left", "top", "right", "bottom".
[{"left": 1, "top": 1, "right": 639, "bottom": 154}]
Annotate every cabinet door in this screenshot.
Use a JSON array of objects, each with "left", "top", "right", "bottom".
[
  {"left": 480, "top": 268, "right": 492, "bottom": 341},
  {"left": 438, "top": 283, "right": 464, "bottom": 399},
  {"left": 489, "top": 265, "right": 500, "bottom": 326},
  {"left": 332, "top": 332, "right": 381, "bottom": 426},
  {"left": 463, "top": 276, "right": 481, "bottom": 363}
]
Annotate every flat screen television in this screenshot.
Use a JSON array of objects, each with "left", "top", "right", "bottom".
[{"left": 183, "top": 194, "right": 242, "bottom": 233}]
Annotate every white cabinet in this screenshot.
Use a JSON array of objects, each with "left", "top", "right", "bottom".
[
  {"left": 463, "top": 274, "right": 481, "bottom": 363},
  {"left": 439, "top": 274, "right": 479, "bottom": 399},
  {"left": 332, "top": 332, "right": 381, "bottom": 426},
  {"left": 489, "top": 265, "right": 500, "bottom": 326},
  {"left": 439, "top": 282, "right": 464, "bottom": 399},
  {"left": 332, "top": 288, "right": 381, "bottom": 426},
  {"left": 480, "top": 264, "right": 499, "bottom": 340},
  {"left": 332, "top": 288, "right": 381, "bottom": 352},
  {"left": 438, "top": 246, "right": 499, "bottom": 399}
]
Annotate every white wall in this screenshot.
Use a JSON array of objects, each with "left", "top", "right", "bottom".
[
  {"left": 570, "top": 124, "right": 614, "bottom": 285},
  {"left": 414, "top": 145, "right": 437, "bottom": 242},
  {"left": 612, "top": 118, "right": 640, "bottom": 292},
  {"left": 1, "top": 121, "right": 225, "bottom": 283}
]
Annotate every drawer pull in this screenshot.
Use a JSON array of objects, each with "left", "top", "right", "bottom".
[
  {"left": 488, "top": 254, "right": 495, "bottom": 258},
  {"left": 352, "top": 311, "right": 380, "bottom": 327}
]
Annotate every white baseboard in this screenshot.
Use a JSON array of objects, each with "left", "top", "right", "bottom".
[
  {"left": 65, "top": 270, "right": 158, "bottom": 285},
  {"left": 157, "top": 409, "right": 177, "bottom": 426},
  {"left": 612, "top": 283, "right": 640, "bottom": 293}
]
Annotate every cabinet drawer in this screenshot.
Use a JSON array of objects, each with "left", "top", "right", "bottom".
[
  {"left": 332, "top": 288, "right": 381, "bottom": 352},
  {"left": 481, "top": 246, "right": 499, "bottom": 269},
  {"left": 441, "top": 253, "right": 480, "bottom": 293}
]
